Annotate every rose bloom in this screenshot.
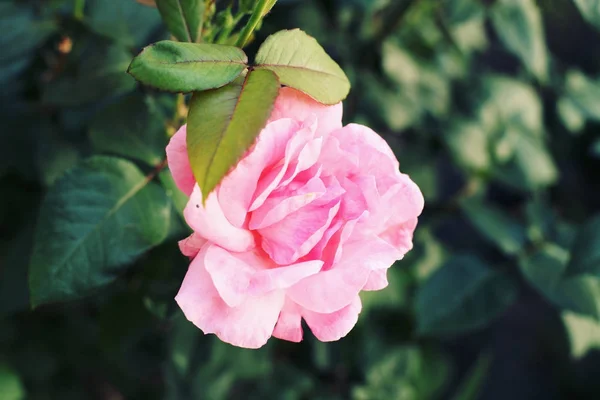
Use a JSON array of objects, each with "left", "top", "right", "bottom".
[{"left": 167, "top": 88, "right": 424, "bottom": 348}]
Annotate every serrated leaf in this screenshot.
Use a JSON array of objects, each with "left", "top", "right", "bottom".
[
  {"left": 460, "top": 198, "right": 527, "bottom": 255},
  {"left": 90, "top": 94, "right": 167, "bottom": 166},
  {"left": 416, "top": 255, "right": 517, "bottom": 336},
  {"left": 566, "top": 215, "right": 600, "bottom": 277},
  {"left": 255, "top": 29, "right": 349, "bottom": 105},
  {"left": 29, "top": 156, "right": 171, "bottom": 307},
  {"left": 156, "top": 0, "right": 203, "bottom": 43},
  {"left": 491, "top": 0, "right": 548, "bottom": 81},
  {"left": 128, "top": 40, "right": 248, "bottom": 92},
  {"left": 187, "top": 69, "right": 279, "bottom": 201}
]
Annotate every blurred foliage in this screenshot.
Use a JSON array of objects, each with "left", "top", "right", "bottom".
[{"left": 1, "top": 0, "right": 600, "bottom": 399}]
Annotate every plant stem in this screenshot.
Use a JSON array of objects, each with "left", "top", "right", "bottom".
[
  {"left": 234, "top": 0, "right": 275, "bottom": 48},
  {"left": 73, "top": 0, "right": 85, "bottom": 20}
]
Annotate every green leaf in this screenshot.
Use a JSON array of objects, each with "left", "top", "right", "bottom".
[
  {"left": 187, "top": 69, "right": 279, "bottom": 201},
  {"left": 445, "top": 120, "right": 491, "bottom": 173},
  {"left": 90, "top": 94, "right": 167, "bottom": 166},
  {"left": 562, "top": 311, "right": 600, "bottom": 359},
  {"left": 460, "top": 198, "right": 527, "bottom": 255},
  {"left": 416, "top": 255, "right": 517, "bottom": 336},
  {"left": 255, "top": 29, "right": 350, "bottom": 105},
  {"left": 29, "top": 156, "right": 171, "bottom": 307},
  {"left": 156, "top": 0, "right": 203, "bottom": 43},
  {"left": 566, "top": 215, "right": 600, "bottom": 277},
  {"left": 561, "top": 70, "right": 600, "bottom": 124},
  {"left": 491, "top": 0, "right": 548, "bottom": 81},
  {"left": 128, "top": 40, "right": 248, "bottom": 93},
  {"left": 0, "top": 363, "right": 25, "bottom": 400},
  {"left": 573, "top": 0, "right": 600, "bottom": 31}
]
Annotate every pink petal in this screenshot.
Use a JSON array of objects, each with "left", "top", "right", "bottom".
[
  {"left": 362, "top": 269, "right": 389, "bottom": 291},
  {"left": 184, "top": 186, "right": 255, "bottom": 252},
  {"left": 218, "top": 118, "right": 301, "bottom": 227},
  {"left": 249, "top": 121, "right": 317, "bottom": 211},
  {"left": 204, "top": 245, "right": 255, "bottom": 307},
  {"left": 203, "top": 244, "right": 323, "bottom": 307},
  {"left": 175, "top": 247, "right": 284, "bottom": 349},
  {"left": 303, "top": 296, "right": 362, "bottom": 342},
  {"left": 379, "top": 217, "right": 419, "bottom": 254},
  {"left": 165, "top": 125, "right": 195, "bottom": 196},
  {"left": 331, "top": 123, "right": 399, "bottom": 170},
  {"left": 270, "top": 87, "right": 343, "bottom": 137},
  {"left": 178, "top": 233, "right": 207, "bottom": 258},
  {"left": 259, "top": 201, "right": 340, "bottom": 265},
  {"left": 249, "top": 176, "right": 326, "bottom": 230},
  {"left": 272, "top": 298, "right": 304, "bottom": 343},
  {"left": 286, "top": 236, "right": 401, "bottom": 313}
]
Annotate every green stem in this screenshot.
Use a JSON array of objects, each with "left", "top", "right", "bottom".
[
  {"left": 234, "top": 0, "right": 275, "bottom": 48},
  {"left": 73, "top": 0, "right": 85, "bottom": 20}
]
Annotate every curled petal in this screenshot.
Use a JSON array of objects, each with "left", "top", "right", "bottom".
[
  {"left": 273, "top": 298, "right": 304, "bottom": 343},
  {"left": 178, "top": 233, "right": 207, "bottom": 259},
  {"left": 184, "top": 186, "right": 255, "bottom": 253},
  {"left": 303, "top": 296, "right": 362, "bottom": 342}
]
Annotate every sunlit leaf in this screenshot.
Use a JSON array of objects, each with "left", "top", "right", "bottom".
[
  {"left": 255, "top": 29, "right": 349, "bottom": 105},
  {"left": 187, "top": 69, "right": 279, "bottom": 201},
  {"left": 128, "top": 40, "right": 248, "bottom": 92}
]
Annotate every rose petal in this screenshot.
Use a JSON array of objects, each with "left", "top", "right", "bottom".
[
  {"left": 178, "top": 233, "right": 207, "bottom": 258},
  {"left": 218, "top": 118, "right": 301, "bottom": 227},
  {"left": 259, "top": 201, "right": 340, "bottom": 265},
  {"left": 270, "top": 87, "right": 343, "bottom": 137},
  {"left": 286, "top": 236, "right": 401, "bottom": 313},
  {"left": 272, "top": 298, "right": 304, "bottom": 343},
  {"left": 175, "top": 247, "right": 284, "bottom": 349},
  {"left": 303, "top": 296, "right": 362, "bottom": 342},
  {"left": 184, "top": 186, "right": 255, "bottom": 252},
  {"left": 204, "top": 244, "right": 324, "bottom": 307},
  {"left": 249, "top": 176, "right": 326, "bottom": 230},
  {"left": 362, "top": 269, "right": 389, "bottom": 291},
  {"left": 166, "top": 125, "right": 195, "bottom": 196}
]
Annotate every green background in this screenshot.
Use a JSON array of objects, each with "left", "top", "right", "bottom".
[{"left": 1, "top": 0, "right": 600, "bottom": 399}]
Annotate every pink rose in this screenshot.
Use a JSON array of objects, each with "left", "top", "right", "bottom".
[{"left": 167, "top": 88, "right": 424, "bottom": 348}]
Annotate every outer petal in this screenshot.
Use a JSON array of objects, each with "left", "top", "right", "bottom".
[
  {"left": 362, "top": 269, "right": 389, "bottom": 291},
  {"left": 272, "top": 298, "right": 304, "bottom": 343},
  {"left": 270, "top": 87, "right": 343, "bottom": 137},
  {"left": 302, "top": 296, "right": 362, "bottom": 342},
  {"left": 184, "top": 186, "right": 254, "bottom": 252},
  {"left": 166, "top": 125, "right": 195, "bottom": 196},
  {"left": 178, "top": 233, "right": 207, "bottom": 259},
  {"left": 286, "top": 236, "right": 401, "bottom": 313},
  {"left": 175, "top": 247, "right": 284, "bottom": 349},
  {"left": 204, "top": 244, "right": 324, "bottom": 307}
]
